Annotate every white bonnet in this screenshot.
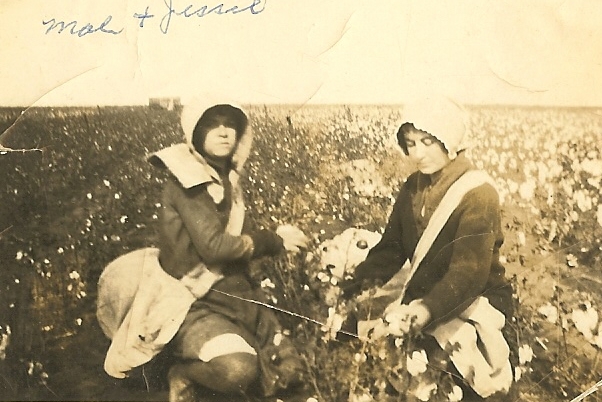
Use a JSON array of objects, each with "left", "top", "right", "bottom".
[
  {"left": 397, "top": 95, "right": 468, "bottom": 157},
  {"left": 180, "top": 96, "right": 247, "bottom": 149}
]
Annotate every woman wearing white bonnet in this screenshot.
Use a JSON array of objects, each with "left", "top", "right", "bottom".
[
  {"left": 344, "top": 95, "right": 517, "bottom": 400},
  {"left": 97, "top": 95, "right": 311, "bottom": 401},
  {"left": 396, "top": 95, "right": 468, "bottom": 161},
  {"left": 156, "top": 96, "right": 311, "bottom": 401}
]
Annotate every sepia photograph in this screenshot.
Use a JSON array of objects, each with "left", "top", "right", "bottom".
[{"left": 1, "top": 1, "right": 602, "bottom": 401}]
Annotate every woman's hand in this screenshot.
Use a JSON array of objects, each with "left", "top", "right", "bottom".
[
  {"left": 276, "top": 224, "right": 310, "bottom": 253},
  {"left": 180, "top": 266, "right": 224, "bottom": 299},
  {"left": 384, "top": 299, "right": 431, "bottom": 335}
]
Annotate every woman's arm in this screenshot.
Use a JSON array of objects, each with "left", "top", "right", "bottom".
[
  {"left": 353, "top": 189, "right": 409, "bottom": 283},
  {"left": 168, "top": 181, "right": 283, "bottom": 264}
]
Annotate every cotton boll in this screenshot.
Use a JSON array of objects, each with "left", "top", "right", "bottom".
[
  {"left": 406, "top": 350, "right": 428, "bottom": 377},
  {"left": 518, "top": 344, "right": 534, "bottom": 365},
  {"left": 413, "top": 380, "right": 437, "bottom": 401},
  {"left": 537, "top": 303, "right": 558, "bottom": 324},
  {"left": 448, "top": 385, "right": 463, "bottom": 402},
  {"left": 572, "top": 303, "right": 599, "bottom": 341}
]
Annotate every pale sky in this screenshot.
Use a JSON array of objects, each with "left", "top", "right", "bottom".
[{"left": 1, "top": 0, "right": 602, "bottom": 106}]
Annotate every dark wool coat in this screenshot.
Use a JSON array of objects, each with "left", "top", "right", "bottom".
[
  {"left": 354, "top": 155, "right": 513, "bottom": 326},
  {"left": 149, "top": 98, "right": 284, "bottom": 340},
  {"left": 158, "top": 176, "right": 282, "bottom": 280},
  {"left": 157, "top": 172, "right": 284, "bottom": 330}
]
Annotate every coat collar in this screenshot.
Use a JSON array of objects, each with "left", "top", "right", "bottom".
[{"left": 148, "top": 144, "right": 219, "bottom": 189}]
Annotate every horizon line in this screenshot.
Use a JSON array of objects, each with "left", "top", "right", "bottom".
[{"left": 2, "top": 102, "right": 602, "bottom": 109}]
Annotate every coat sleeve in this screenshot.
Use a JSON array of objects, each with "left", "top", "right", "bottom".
[
  {"left": 421, "top": 184, "right": 500, "bottom": 323},
  {"left": 354, "top": 189, "right": 409, "bottom": 283},
  {"left": 168, "top": 181, "right": 282, "bottom": 265}
]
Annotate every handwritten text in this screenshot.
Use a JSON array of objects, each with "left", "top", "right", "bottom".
[
  {"left": 158, "top": 0, "right": 267, "bottom": 34},
  {"left": 42, "top": 15, "right": 123, "bottom": 37},
  {"left": 43, "top": 1, "right": 267, "bottom": 37}
]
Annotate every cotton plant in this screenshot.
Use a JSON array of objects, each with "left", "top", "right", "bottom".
[
  {"left": 362, "top": 323, "right": 458, "bottom": 401},
  {"left": 316, "top": 228, "right": 382, "bottom": 340},
  {"left": 317, "top": 228, "right": 465, "bottom": 401},
  {"left": 571, "top": 300, "right": 602, "bottom": 346},
  {"left": 514, "top": 344, "right": 535, "bottom": 381},
  {"left": 406, "top": 350, "right": 429, "bottom": 377},
  {"left": 7, "top": 103, "right": 602, "bottom": 400},
  {"left": 351, "top": 346, "right": 452, "bottom": 401},
  {"left": 0, "top": 325, "right": 10, "bottom": 361},
  {"left": 446, "top": 386, "right": 463, "bottom": 402},
  {"left": 321, "top": 307, "right": 346, "bottom": 343},
  {"left": 348, "top": 391, "right": 374, "bottom": 402},
  {"left": 402, "top": 347, "right": 457, "bottom": 402},
  {"left": 537, "top": 302, "right": 559, "bottom": 324}
]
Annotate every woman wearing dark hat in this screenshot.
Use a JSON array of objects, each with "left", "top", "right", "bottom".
[
  {"left": 97, "top": 98, "right": 307, "bottom": 400},
  {"left": 147, "top": 97, "right": 308, "bottom": 401},
  {"left": 342, "top": 96, "right": 515, "bottom": 400}
]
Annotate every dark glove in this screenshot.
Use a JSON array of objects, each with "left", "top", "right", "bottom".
[{"left": 250, "top": 230, "right": 285, "bottom": 258}]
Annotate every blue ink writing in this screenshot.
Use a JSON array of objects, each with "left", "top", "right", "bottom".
[
  {"left": 160, "top": 0, "right": 267, "bottom": 34},
  {"left": 133, "top": 6, "right": 155, "bottom": 28},
  {"left": 42, "top": 15, "right": 123, "bottom": 37}
]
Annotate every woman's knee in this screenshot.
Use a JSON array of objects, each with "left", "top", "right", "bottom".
[{"left": 208, "top": 353, "right": 259, "bottom": 393}]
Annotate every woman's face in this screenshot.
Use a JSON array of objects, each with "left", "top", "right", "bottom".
[
  {"left": 404, "top": 128, "right": 451, "bottom": 174},
  {"left": 203, "top": 124, "right": 237, "bottom": 159},
  {"left": 203, "top": 116, "right": 236, "bottom": 159}
]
